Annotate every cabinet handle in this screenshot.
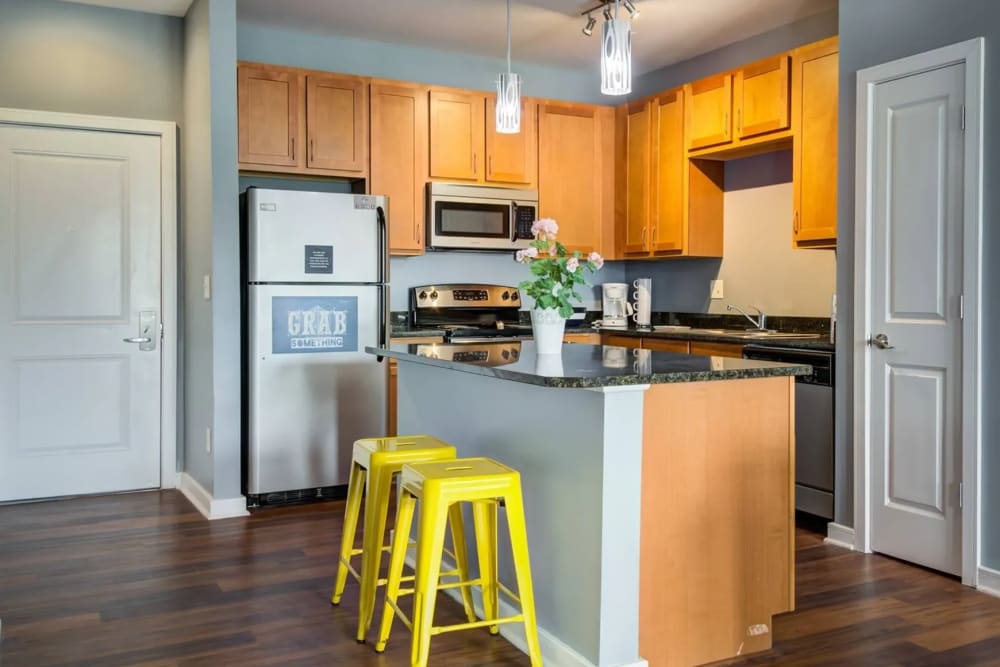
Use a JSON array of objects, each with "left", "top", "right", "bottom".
[
  {"left": 652, "top": 225, "right": 657, "bottom": 244},
  {"left": 488, "top": 155, "right": 493, "bottom": 177},
  {"left": 737, "top": 109, "right": 741, "bottom": 133},
  {"left": 724, "top": 111, "right": 729, "bottom": 136},
  {"left": 290, "top": 137, "right": 295, "bottom": 160},
  {"left": 641, "top": 227, "right": 647, "bottom": 246},
  {"left": 473, "top": 153, "right": 477, "bottom": 175},
  {"left": 794, "top": 210, "right": 800, "bottom": 233},
  {"left": 310, "top": 138, "right": 314, "bottom": 163}
]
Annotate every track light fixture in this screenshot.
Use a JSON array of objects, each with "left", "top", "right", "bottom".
[
  {"left": 603, "top": 7, "right": 613, "bottom": 21},
  {"left": 580, "top": 1, "right": 634, "bottom": 96},
  {"left": 623, "top": 0, "right": 639, "bottom": 19},
  {"left": 582, "top": 14, "right": 597, "bottom": 36}
]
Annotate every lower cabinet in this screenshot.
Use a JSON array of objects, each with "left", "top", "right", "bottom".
[
  {"left": 602, "top": 334, "right": 643, "bottom": 348},
  {"left": 387, "top": 336, "right": 443, "bottom": 436},
  {"left": 642, "top": 338, "right": 690, "bottom": 353},
  {"left": 689, "top": 341, "right": 745, "bottom": 358},
  {"left": 564, "top": 332, "right": 602, "bottom": 344}
]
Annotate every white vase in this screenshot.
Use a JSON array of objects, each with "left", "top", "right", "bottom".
[
  {"left": 534, "top": 352, "right": 564, "bottom": 377},
  {"left": 530, "top": 307, "right": 567, "bottom": 355}
]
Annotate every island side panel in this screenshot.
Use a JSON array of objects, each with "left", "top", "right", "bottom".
[
  {"left": 639, "top": 375, "right": 795, "bottom": 667},
  {"left": 396, "top": 361, "right": 647, "bottom": 666}
]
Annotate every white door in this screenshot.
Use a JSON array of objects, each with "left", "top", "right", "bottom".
[
  {"left": 868, "top": 62, "right": 965, "bottom": 575},
  {"left": 0, "top": 123, "right": 162, "bottom": 502}
]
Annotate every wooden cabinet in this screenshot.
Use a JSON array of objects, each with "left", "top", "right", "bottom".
[
  {"left": 689, "top": 341, "right": 744, "bottom": 358},
  {"left": 238, "top": 65, "right": 300, "bottom": 168},
  {"left": 642, "top": 338, "right": 690, "bottom": 354},
  {"left": 734, "top": 54, "right": 791, "bottom": 140},
  {"left": 792, "top": 37, "right": 839, "bottom": 248},
  {"left": 306, "top": 74, "right": 367, "bottom": 173},
  {"left": 685, "top": 73, "right": 733, "bottom": 150},
  {"left": 618, "top": 88, "right": 723, "bottom": 259},
  {"left": 370, "top": 80, "right": 429, "bottom": 255},
  {"left": 429, "top": 89, "right": 485, "bottom": 181},
  {"left": 486, "top": 96, "right": 537, "bottom": 185},
  {"left": 238, "top": 62, "right": 368, "bottom": 178},
  {"left": 602, "top": 334, "right": 642, "bottom": 349},
  {"left": 538, "top": 102, "right": 614, "bottom": 256},
  {"left": 387, "top": 336, "right": 443, "bottom": 436},
  {"left": 564, "top": 332, "right": 602, "bottom": 344}
]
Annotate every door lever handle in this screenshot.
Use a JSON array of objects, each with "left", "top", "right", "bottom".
[
  {"left": 123, "top": 337, "right": 152, "bottom": 344},
  {"left": 868, "top": 333, "right": 894, "bottom": 349}
]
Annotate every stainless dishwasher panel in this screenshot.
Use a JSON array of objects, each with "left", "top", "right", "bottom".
[{"left": 795, "top": 382, "right": 835, "bottom": 518}]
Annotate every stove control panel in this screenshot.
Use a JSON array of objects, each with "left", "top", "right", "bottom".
[{"left": 412, "top": 284, "right": 521, "bottom": 309}]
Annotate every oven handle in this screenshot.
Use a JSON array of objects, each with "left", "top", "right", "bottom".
[{"left": 448, "top": 336, "right": 532, "bottom": 343}]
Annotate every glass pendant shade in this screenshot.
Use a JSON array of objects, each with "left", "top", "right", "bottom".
[
  {"left": 601, "top": 17, "right": 632, "bottom": 95},
  {"left": 496, "top": 72, "right": 522, "bottom": 134}
]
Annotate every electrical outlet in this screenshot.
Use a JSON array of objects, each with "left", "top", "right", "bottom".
[
  {"left": 203, "top": 274, "right": 211, "bottom": 300},
  {"left": 205, "top": 427, "right": 212, "bottom": 453},
  {"left": 710, "top": 280, "right": 724, "bottom": 299}
]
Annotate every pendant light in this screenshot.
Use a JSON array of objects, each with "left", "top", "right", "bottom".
[
  {"left": 496, "top": 0, "right": 522, "bottom": 134},
  {"left": 600, "top": 0, "right": 632, "bottom": 96}
]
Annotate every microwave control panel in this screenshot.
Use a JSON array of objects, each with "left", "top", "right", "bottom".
[{"left": 514, "top": 204, "right": 536, "bottom": 240}]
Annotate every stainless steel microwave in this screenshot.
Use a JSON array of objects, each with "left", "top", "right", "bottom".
[{"left": 427, "top": 182, "right": 537, "bottom": 251}]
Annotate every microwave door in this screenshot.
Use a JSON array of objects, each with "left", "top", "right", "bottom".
[{"left": 432, "top": 198, "right": 515, "bottom": 250}]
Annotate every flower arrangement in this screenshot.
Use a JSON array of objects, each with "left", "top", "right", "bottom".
[{"left": 514, "top": 218, "right": 604, "bottom": 318}]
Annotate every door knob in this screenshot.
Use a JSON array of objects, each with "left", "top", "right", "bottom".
[
  {"left": 869, "top": 333, "right": 894, "bottom": 349},
  {"left": 123, "top": 337, "right": 152, "bottom": 344}
]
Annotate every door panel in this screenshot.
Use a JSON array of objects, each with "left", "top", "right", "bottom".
[
  {"left": 653, "top": 90, "right": 685, "bottom": 253},
  {"left": 624, "top": 101, "right": 651, "bottom": 255},
  {"left": 0, "top": 124, "right": 161, "bottom": 501},
  {"left": 306, "top": 74, "right": 367, "bottom": 172},
  {"left": 429, "top": 90, "right": 484, "bottom": 181},
  {"left": 685, "top": 74, "right": 732, "bottom": 150},
  {"left": 736, "top": 54, "right": 791, "bottom": 139},
  {"left": 870, "top": 62, "right": 964, "bottom": 575},
  {"left": 238, "top": 66, "right": 300, "bottom": 167},
  {"left": 485, "top": 96, "right": 536, "bottom": 185}
]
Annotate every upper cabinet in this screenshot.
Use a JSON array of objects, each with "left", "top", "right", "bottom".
[
  {"left": 538, "top": 102, "right": 614, "bottom": 256},
  {"left": 238, "top": 65, "right": 300, "bottom": 168},
  {"left": 305, "top": 74, "right": 367, "bottom": 173},
  {"left": 370, "top": 80, "right": 429, "bottom": 255},
  {"left": 792, "top": 37, "right": 839, "bottom": 248},
  {"left": 238, "top": 62, "right": 368, "bottom": 178},
  {"left": 429, "top": 89, "right": 537, "bottom": 187},
  {"left": 734, "top": 54, "right": 791, "bottom": 140},
  {"left": 651, "top": 90, "right": 687, "bottom": 253},
  {"left": 685, "top": 74, "right": 733, "bottom": 151},
  {"left": 623, "top": 100, "right": 652, "bottom": 254}
]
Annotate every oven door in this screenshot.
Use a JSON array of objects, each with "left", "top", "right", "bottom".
[{"left": 428, "top": 195, "right": 533, "bottom": 251}]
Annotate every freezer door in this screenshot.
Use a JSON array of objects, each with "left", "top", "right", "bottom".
[
  {"left": 247, "top": 284, "right": 387, "bottom": 494},
  {"left": 247, "top": 188, "right": 387, "bottom": 284}
]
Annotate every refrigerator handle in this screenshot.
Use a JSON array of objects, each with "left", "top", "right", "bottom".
[{"left": 376, "top": 206, "right": 389, "bottom": 361}]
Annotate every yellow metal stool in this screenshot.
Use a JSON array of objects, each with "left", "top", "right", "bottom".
[
  {"left": 375, "top": 457, "right": 543, "bottom": 667},
  {"left": 330, "top": 435, "right": 477, "bottom": 643}
]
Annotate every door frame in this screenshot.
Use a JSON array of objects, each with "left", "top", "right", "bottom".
[
  {"left": 0, "top": 107, "right": 179, "bottom": 492},
  {"left": 852, "top": 38, "right": 984, "bottom": 586}
]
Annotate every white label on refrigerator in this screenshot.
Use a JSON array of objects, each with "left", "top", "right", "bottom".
[{"left": 353, "top": 195, "right": 377, "bottom": 210}]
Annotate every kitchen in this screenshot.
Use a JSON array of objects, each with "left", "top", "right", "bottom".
[{"left": 0, "top": 1, "right": 997, "bottom": 666}]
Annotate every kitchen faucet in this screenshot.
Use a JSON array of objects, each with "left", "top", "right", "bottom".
[{"left": 727, "top": 304, "right": 768, "bottom": 331}]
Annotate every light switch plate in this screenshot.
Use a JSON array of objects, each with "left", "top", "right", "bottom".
[
  {"left": 710, "top": 280, "right": 724, "bottom": 299},
  {"left": 203, "top": 274, "right": 211, "bottom": 300}
]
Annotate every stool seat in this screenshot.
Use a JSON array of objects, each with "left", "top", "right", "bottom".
[
  {"left": 331, "top": 435, "right": 475, "bottom": 644},
  {"left": 399, "top": 457, "right": 518, "bottom": 500}
]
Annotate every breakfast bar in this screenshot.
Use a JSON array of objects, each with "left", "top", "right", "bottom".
[{"left": 367, "top": 341, "right": 808, "bottom": 667}]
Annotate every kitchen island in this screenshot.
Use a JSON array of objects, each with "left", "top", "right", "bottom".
[{"left": 366, "top": 341, "right": 809, "bottom": 667}]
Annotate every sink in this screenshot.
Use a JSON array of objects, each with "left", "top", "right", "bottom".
[{"left": 685, "top": 328, "right": 821, "bottom": 340}]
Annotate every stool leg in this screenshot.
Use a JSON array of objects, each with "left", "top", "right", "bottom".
[
  {"left": 332, "top": 461, "right": 366, "bottom": 605},
  {"left": 374, "top": 489, "right": 416, "bottom": 653},
  {"left": 357, "top": 465, "right": 394, "bottom": 643},
  {"left": 472, "top": 500, "right": 500, "bottom": 635},
  {"left": 504, "top": 489, "right": 542, "bottom": 667},
  {"left": 448, "top": 503, "right": 477, "bottom": 623},
  {"left": 412, "top": 491, "right": 449, "bottom": 667}
]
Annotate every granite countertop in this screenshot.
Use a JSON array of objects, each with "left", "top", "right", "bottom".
[
  {"left": 586, "top": 326, "right": 837, "bottom": 352},
  {"left": 367, "top": 341, "right": 810, "bottom": 389}
]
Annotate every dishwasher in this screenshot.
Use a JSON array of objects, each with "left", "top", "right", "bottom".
[{"left": 743, "top": 344, "right": 834, "bottom": 519}]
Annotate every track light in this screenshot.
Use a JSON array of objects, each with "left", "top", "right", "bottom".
[
  {"left": 623, "top": 0, "right": 639, "bottom": 19},
  {"left": 582, "top": 14, "right": 597, "bottom": 36},
  {"left": 603, "top": 6, "right": 613, "bottom": 20}
]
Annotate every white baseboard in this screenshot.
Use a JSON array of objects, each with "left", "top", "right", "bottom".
[
  {"left": 176, "top": 472, "right": 249, "bottom": 520},
  {"left": 403, "top": 554, "right": 646, "bottom": 667},
  {"left": 978, "top": 566, "right": 1000, "bottom": 599},
  {"left": 824, "top": 522, "right": 856, "bottom": 550}
]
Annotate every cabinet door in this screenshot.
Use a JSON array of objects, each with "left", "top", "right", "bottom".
[
  {"left": 538, "top": 103, "right": 605, "bottom": 254},
  {"left": 602, "top": 334, "right": 642, "bottom": 349},
  {"left": 429, "top": 90, "right": 485, "bottom": 181},
  {"left": 238, "top": 65, "right": 301, "bottom": 167},
  {"left": 623, "top": 100, "right": 652, "bottom": 255},
  {"left": 689, "top": 341, "right": 744, "bottom": 358},
  {"left": 735, "top": 54, "right": 791, "bottom": 139},
  {"left": 371, "top": 81, "right": 429, "bottom": 255},
  {"left": 564, "top": 333, "right": 602, "bottom": 344},
  {"left": 792, "top": 38, "right": 839, "bottom": 246},
  {"left": 685, "top": 73, "right": 733, "bottom": 150},
  {"left": 485, "top": 96, "right": 537, "bottom": 185},
  {"left": 306, "top": 74, "right": 367, "bottom": 173},
  {"left": 642, "top": 338, "right": 690, "bottom": 354},
  {"left": 652, "top": 89, "right": 685, "bottom": 253}
]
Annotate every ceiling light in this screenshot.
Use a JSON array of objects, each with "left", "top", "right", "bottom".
[
  {"left": 582, "top": 14, "right": 597, "bottom": 36},
  {"left": 601, "top": 1, "right": 632, "bottom": 96},
  {"left": 496, "top": 0, "right": 521, "bottom": 134},
  {"left": 603, "top": 7, "right": 613, "bottom": 21},
  {"left": 623, "top": 0, "right": 639, "bottom": 19}
]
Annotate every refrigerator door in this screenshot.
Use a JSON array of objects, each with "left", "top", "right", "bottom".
[
  {"left": 247, "top": 188, "right": 387, "bottom": 284},
  {"left": 247, "top": 283, "right": 387, "bottom": 495}
]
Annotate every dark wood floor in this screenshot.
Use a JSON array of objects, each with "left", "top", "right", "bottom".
[{"left": 1, "top": 492, "right": 998, "bottom": 667}]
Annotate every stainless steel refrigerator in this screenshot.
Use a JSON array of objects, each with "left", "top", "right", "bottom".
[{"left": 242, "top": 188, "right": 388, "bottom": 505}]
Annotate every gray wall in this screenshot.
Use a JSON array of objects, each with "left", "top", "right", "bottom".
[
  {"left": 837, "top": 0, "right": 999, "bottom": 569},
  {"left": 182, "top": 0, "right": 240, "bottom": 498},
  {"left": 632, "top": 9, "right": 838, "bottom": 100},
  {"left": 0, "top": 0, "right": 183, "bottom": 122}
]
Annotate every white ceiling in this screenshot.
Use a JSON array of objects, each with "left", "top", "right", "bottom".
[
  {"left": 60, "top": 0, "right": 194, "bottom": 17},
  {"left": 236, "top": 0, "right": 836, "bottom": 75}
]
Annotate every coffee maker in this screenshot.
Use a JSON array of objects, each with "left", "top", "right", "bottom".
[{"left": 601, "top": 283, "right": 633, "bottom": 328}]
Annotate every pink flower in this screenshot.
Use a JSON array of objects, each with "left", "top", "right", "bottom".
[
  {"left": 566, "top": 257, "right": 579, "bottom": 273},
  {"left": 530, "top": 218, "right": 559, "bottom": 240},
  {"left": 551, "top": 283, "right": 562, "bottom": 296},
  {"left": 548, "top": 244, "right": 558, "bottom": 257},
  {"left": 588, "top": 251, "right": 604, "bottom": 270},
  {"left": 514, "top": 249, "right": 526, "bottom": 263},
  {"left": 524, "top": 246, "right": 539, "bottom": 259}
]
